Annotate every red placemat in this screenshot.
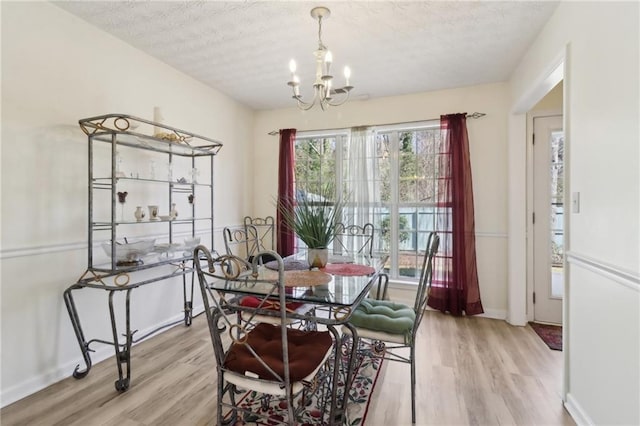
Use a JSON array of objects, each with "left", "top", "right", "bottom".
[{"left": 321, "top": 263, "right": 375, "bottom": 276}]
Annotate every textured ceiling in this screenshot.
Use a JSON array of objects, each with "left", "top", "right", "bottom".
[{"left": 54, "top": 1, "right": 558, "bottom": 111}]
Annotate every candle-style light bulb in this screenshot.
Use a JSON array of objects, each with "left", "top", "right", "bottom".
[
  {"left": 293, "top": 75, "right": 300, "bottom": 96},
  {"left": 344, "top": 66, "right": 351, "bottom": 86},
  {"left": 289, "top": 59, "right": 297, "bottom": 73},
  {"left": 325, "top": 51, "right": 333, "bottom": 64}
]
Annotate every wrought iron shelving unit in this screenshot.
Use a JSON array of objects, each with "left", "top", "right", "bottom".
[{"left": 63, "top": 114, "right": 222, "bottom": 391}]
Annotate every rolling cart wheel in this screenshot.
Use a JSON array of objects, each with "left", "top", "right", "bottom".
[{"left": 115, "top": 378, "right": 130, "bottom": 392}]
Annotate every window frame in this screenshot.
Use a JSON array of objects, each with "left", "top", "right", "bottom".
[{"left": 294, "top": 121, "right": 442, "bottom": 283}]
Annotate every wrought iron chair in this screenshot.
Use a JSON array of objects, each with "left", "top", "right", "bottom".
[
  {"left": 195, "top": 248, "right": 335, "bottom": 425},
  {"left": 342, "top": 231, "right": 439, "bottom": 424},
  {"left": 223, "top": 224, "right": 311, "bottom": 326},
  {"left": 223, "top": 224, "right": 261, "bottom": 261},
  {"left": 244, "top": 216, "right": 275, "bottom": 252},
  {"left": 333, "top": 222, "right": 389, "bottom": 300},
  {"left": 332, "top": 222, "right": 375, "bottom": 256}
]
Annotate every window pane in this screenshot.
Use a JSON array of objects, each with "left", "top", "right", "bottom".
[
  {"left": 376, "top": 134, "right": 391, "bottom": 203},
  {"left": 295, "top": 137, "right": 336, "bottom": 197},
  {"left": 398, "top": 132, "right": 417, "bottom": 202},
  {"left": 397, "top": 206, "right": 435, "bottom": 279}
]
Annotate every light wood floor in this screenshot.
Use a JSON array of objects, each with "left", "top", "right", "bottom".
[{"left": 1, "top": 312, "right": 574, "bottom": 425}]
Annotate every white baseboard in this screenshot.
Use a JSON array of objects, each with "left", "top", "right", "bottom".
[
  {"left": 423, "top": 306, "right": 506, "bottom": 321},
  {"left": 387, "top": 282, "right": 507, "bottom": 321},
  {"left": 564, "top": 393, "right": 594, "bottom": 426},
  {"left": 1, "top": 312, "right": 188, "bottom": 408},
  {"left": 477, "top": 308, "right": 507, "bottom": 321}
]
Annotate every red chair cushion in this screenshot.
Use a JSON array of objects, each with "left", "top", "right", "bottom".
[
  {"left": 224, "top": 323, "right": 332, "bottom": 382},
  {"left": 239, "top": 295, "right": 304, "bottom": 312}
]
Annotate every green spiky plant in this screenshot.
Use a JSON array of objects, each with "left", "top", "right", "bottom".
[{"left": 277, "top": 185, "right": 346, "bottom": 249}]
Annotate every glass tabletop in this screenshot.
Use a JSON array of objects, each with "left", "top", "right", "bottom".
[{"left": 206, "top": 252, "right": 389, "bottom": 308}]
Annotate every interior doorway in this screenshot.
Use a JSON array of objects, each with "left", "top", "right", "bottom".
[{"left": 532, "top": 114, "right": 564, "bottom": 324}]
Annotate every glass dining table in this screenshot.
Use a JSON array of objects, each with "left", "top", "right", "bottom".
[{"left": 205, "top": 250, "right": 389, "bottom": 425}]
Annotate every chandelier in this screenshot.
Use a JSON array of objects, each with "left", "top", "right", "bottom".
[{"left": 287, "top": 6, "right": 353, "bottom": 111}]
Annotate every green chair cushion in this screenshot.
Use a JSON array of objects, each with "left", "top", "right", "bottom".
[{"left": 350, "top": 299, "right": 415, "bottom": 335}]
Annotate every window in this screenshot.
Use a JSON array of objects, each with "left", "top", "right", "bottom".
[{"left": 294, "top": 122, "right": 444, "bottom": 282}]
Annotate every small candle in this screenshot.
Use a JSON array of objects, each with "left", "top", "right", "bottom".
[{"left": 153, "top": 106, "right": 164, "bottom": 135}]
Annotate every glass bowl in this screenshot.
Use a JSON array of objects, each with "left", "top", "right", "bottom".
[{"left": 102, "top": 239, "right": 156, "bottom": 265}]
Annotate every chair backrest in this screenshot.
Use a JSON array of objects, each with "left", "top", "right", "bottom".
[
  {"left": 413, "top": 232, "right": 439, "bottom": 334},
  {"left": 333, "top": 223, "right": 375, "bottom": 256},
  {"left": 194, "top": 248, "right": 295, "bottom": 384},
  {"left": 223, "top": 224, "right": 260, "bottom": 260},
  {"left": 244, "top": 216, "right": 275, "bottom": 252}
]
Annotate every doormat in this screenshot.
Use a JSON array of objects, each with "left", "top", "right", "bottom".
[
  {"left": 222, "top": 348, "right": 384, "bottom": 425},
  {"left": 529, "top": 322, "right": 562, "bottom": 351}
]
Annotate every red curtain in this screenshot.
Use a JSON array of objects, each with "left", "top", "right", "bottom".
[
  {"left": 428, "top": 114, "right": 484, "bottom": 316},
  {"left": 276, "top": 129, "right": 296, "bottom": 256}
]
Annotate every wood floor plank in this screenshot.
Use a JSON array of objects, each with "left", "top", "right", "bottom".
[{"left": 1, "top": 312, "right": 574, "bottom": 426}]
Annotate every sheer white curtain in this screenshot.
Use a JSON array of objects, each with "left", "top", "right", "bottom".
[{"left": 342, "top": 126, "right": 380, "bottom": 228}]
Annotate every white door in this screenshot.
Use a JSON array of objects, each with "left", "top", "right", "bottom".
[{"left": 533, "top": 115, "right": 564, "bottom": 324}]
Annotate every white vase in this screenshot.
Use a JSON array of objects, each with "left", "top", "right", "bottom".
[
  {"left": 134, "top": 206, "right": 145, "bottom": 222},
  {"left": 170, "top": 203, "right": 178, "bottom": 219},
  {"left": 307, "top": 248, "right": 328, "bottom": 269},
  {"left": 148, "top": 205, "right": 159, "bottom": 220}
]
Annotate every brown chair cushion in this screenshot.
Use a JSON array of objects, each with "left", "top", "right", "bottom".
[{"left": 224, "top": 323, "right": 332, "bottom": 382}]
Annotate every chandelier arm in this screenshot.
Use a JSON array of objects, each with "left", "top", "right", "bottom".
[
  {"left": 294, "top": 87, "right": 322, "bottom": 111},
  {"left": 325, "top": 90, "right": 352, "bottom": 107},
  {"left": 297, "top": 98, "right": 317, "bottom": 111}
]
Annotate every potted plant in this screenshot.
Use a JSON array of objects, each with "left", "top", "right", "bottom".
[{"left": 277, "top": 185, "right": 346, "bottom": 268}]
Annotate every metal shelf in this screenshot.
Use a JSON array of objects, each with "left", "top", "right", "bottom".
[
  {"left": 65, "top": 113, "right": 222, "bottom": 392},
  {"left": 93, "top": 177, "right": 212, "bottom": 188},
  {"left": 79, "top": 113, "right": 222, "bottom": 157},
  {"left": 92, "top": 217, "right": 213, "bottom": 226}
]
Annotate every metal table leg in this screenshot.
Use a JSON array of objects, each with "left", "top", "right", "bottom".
[
  {"left": 108, "top": 289, "right": 133, "bottom": 392},
  {"left": 183, "top": 268, "right": 195, "bottom": 326},
  {"left": 63, "top": 286, "right": 93, "bottom": 379}
]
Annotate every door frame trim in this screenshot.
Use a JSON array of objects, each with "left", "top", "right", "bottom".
[
  {"left": 527, "top": 111, "right": 563, "bottom": 323},
  {"left": 508, "top": 43, "right": 569, "bottom": 401}
]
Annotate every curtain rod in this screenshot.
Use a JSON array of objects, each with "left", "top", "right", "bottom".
[{"left": 267, "top": 112, "right": 486, "bottom": 136}]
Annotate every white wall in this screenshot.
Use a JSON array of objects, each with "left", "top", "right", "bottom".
[
  {"left": 509, "top": 2, "right": 639, "bottom": 424},
  {"left": 532, "top": 82, "right": 562, "bottom": 111},
  {"left": 253, "top": 83, "right": 510, "bottom": 319},
  {"left": 0, "top": 2, "right": 254, "bottom": 405}
]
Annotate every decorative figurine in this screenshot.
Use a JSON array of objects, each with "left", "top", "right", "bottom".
[{"left": 117, "top": 191, "right": 128, "bottom": 221}]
